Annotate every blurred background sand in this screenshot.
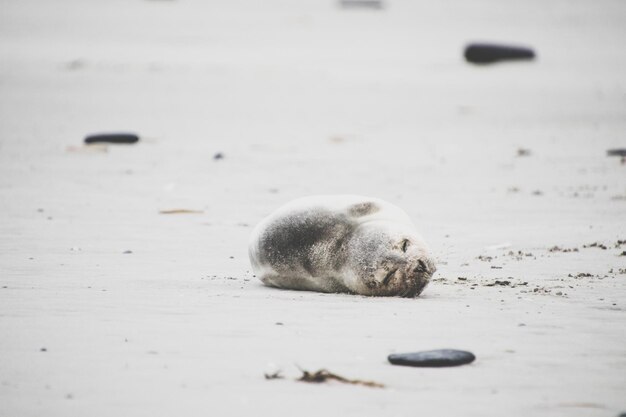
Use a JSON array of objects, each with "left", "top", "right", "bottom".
[{"left": 1, "top": 1, "right": 625, "bottom": 416}]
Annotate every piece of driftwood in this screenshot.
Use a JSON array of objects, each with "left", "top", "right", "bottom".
[{"left": 159, "top": 209, "right": 204, "bottom": 214}]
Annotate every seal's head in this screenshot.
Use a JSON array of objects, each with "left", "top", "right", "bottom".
[{"left": 345, "top": 221, "right": 436, "bottom": 297}]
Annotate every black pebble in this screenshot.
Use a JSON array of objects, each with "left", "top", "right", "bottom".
[
  {"left": 607, "top": 149, "right": 626, "bottom": 157},
  {"left": 339, "top": 0, "right": 383, "bottom": 9},
  {"left": 464, "top": 43, "right": 535, "bottom": 64},
  {"left": 213, "top": 152, "right": 224, "bottom": 160},
  {"left": 84, "top": 133, "right": 139, "bottom": 144},
  {"left": 388, "top": 349, "right": 476, "bottom": 367}
]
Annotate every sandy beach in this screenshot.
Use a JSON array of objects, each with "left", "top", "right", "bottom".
[{"left": 1, "top": 0, "right": 625, "bottom": 415}]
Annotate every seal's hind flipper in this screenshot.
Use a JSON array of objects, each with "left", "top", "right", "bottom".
[{"left": 347, "top": 201, "right": 379, "bottom": 217}]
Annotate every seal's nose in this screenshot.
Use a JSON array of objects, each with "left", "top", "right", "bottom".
[
  {"left": 414, "top": 260, "right": 428, "bottom": 274},
  {"left": 413, "top": 258, "right": 436, "bottom": 275}
]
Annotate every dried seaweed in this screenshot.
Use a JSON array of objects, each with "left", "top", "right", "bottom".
[
  {"left": 297, "top": 369, "right": 385, "bottom": 389},
  {"left": 548, "top": 246, "right": 579, "bottom": 253},
  {"left": 485, "top": 280, "right": 511, "bottom": 287},
  {"left": 583, "top": 242, "right": 608, "bottom": 250}
]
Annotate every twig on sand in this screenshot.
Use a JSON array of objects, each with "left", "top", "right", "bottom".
[
  {"left": 159, "top": 209, "right": 203, "bottom": 214},
  {"left": 297, "top": 368, "right": 385, "bottom": 389}
]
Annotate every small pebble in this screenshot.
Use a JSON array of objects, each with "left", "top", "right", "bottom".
[
  {"left": 84, "top": 133, "right": 139, "bottom": 144},
  {"left": 213, "top": 152, "right": 224, "bottom": 160},
  {"left": 388, "top": 349, "right": 476, "bottom": 367},
  {"left": 339, "top": 0, "right": 383, "bottom": 9},
  {"left": 464, "top": 43, "right": 535, "bottom": 64}
]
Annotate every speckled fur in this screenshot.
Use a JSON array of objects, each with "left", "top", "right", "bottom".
[{"left": 249, "top": 195, "right": 436, "bottom": 297}]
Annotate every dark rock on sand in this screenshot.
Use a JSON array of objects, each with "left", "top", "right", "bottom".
[
  {"left": 464, "top": 43, "right": 535, "bottom": 64},
  {"left": 388, "top": 349, "right": 475, "bottom": 367},
  {"left": 607, "top": 149, "right": 626, "bottom": 157},
  {"left": 84, "top": 133, "right": 139, "bottom": 144},
  {"left": 339, "top": 0, "right": 383, "bottom": 9}
]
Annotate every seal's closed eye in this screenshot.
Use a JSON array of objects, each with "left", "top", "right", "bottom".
[{"left": 401, "top": 239, "right": 409, "bottom": 252}]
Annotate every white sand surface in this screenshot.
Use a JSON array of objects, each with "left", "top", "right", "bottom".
[{"left": 1, "top": 0, "right": 625, "bottom": 416}]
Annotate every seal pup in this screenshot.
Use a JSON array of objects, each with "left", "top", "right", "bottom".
[{"left": 248, "top": 195, "right": 436, "bottom": 297}]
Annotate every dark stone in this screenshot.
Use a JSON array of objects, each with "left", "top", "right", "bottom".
[
  {"left": 464, "top": 43, "right": 535, "bottom": 64},
  {"left": 339, "top": 0, "right": 383, "bottom": 9},
  {"left": 213, "top": 152, "right": 224, "bottom": 160},
  {"left": 607, "top": 149, "right": 626, "bottom": 157},
  {"left": 84, "top": 133, "right": 139, "bottom": 144},
  {"left": 388, "top": 349, "right": 475, "bottom": 367}
]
